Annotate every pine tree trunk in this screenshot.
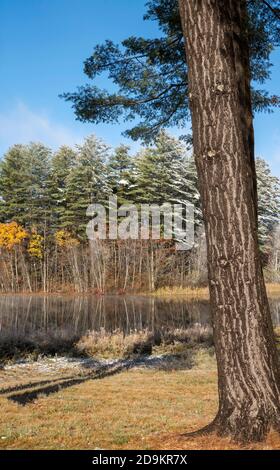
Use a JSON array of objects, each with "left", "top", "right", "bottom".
[{"left": 179, "top": 0, "right": 280, "bottom": 442}]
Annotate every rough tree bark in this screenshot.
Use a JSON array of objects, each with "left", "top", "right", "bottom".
[{"left": 179, "top": 0, "right": 280, "bottom": 442}]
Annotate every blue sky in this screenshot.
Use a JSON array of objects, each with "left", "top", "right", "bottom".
[{"left": 0, "top": 0, "right": 280, "bottom": 175}]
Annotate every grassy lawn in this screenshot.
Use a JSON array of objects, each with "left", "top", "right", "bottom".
[{"left": 0, "top": 350, "right": 280, "bottom": 450}]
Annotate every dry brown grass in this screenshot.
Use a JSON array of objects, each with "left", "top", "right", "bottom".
[
  {"left": 152, "top": 286, "right": 210, "bottom": 299},
  {"left": 145, "top": 430, "right": 280, "bottom": 450},
  {"left": 153, "top": 283, "right": 280, "bottom": 300},
  {"left": 0, "top": 349, "right": 279, "bottom": 450},
  {"left": 266, "top": 283, "right": 280, "bottom": 297},
  {"left": 75, "top": 326, "right": 213, "bottom": 360},
  {"left": 76, "top": 330, "right": 152, "bottom": 359}
]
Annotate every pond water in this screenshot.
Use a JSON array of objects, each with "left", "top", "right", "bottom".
[{"left": 0, "top": 294, "right": 280, "bottom": 339}]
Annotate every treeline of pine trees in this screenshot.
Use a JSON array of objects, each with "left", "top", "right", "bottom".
[{"left": 0, "top": 132, "right": 279, "bottom": 293}]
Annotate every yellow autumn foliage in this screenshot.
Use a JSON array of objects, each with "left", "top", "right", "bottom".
[
  {"left": 0, "top": 222, "right": 28, "bottom": 250},
  {"left": 28, "top": 232, "right": 44, "bottom": 259},
  {"left": 55, "top": 230, "right": 79, "bottom": 248}
]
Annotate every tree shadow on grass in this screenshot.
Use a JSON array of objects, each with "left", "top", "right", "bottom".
[
  {"left": 0, "top": 377, "right": 74, "bottom": 395},
  {"left": 1, "top": 352, "right": 195, "bottom": 406}
]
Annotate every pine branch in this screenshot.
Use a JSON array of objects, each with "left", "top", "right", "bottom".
[{"left": 260, "top": 0, "right": 280, "bottom": 21}]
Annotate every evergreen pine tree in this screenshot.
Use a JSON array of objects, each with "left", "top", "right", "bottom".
[
  {"left": 0, "top": 145, "right": 30, "bottom": 225},
  {"left": 130, "top": 132, "right": 187, "bottom": 205},
  {"left": 0, "top": 143, "right": 51, "bottom": 231},
  {"left": 27, "top": 142, "right": 51, "bottom": 232},
  {"left": 48, "top": 146, "right": 76, "bottom": 231},
  {"left": 167, "top": 153, "right": 202, "bottom": 229},
  {"left": 62, "top": 135, "right": 110, "bottom": 238},
  {"left": 256, "top": 157, "right": 280, "bottom": 252},
  {"left": 107, "top": 145, "right": 134, "bottom": 205}
]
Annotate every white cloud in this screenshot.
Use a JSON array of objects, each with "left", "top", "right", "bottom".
[{"left": 0, "top": 101, "right": 83, "bottom": 153}]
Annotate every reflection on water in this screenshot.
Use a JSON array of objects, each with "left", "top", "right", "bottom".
[
  {"left": 0, "top": 295, "right": 279, "bottom": 338},
  {"left": 0, "top": 295, "right": 210, "bottom": 338}
]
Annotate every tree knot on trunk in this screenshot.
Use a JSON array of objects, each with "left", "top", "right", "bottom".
[
  {"left": 216, "top": 84, "right": 225, "bottom": 93},
  {"left": 212, "top": 81, "right": 230, "bottom": 96},
  {"left": 208, "top": 150, "right": 217, "bottom": 158},
  {"left": 203, "top": 149, "right": 221, "bottom": 161},
  {"left": 188, "top": 90, "right": 199, "bottom": 103},
  {"left": 218, "top": 257, "right": 230, "bottom": 268}
]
